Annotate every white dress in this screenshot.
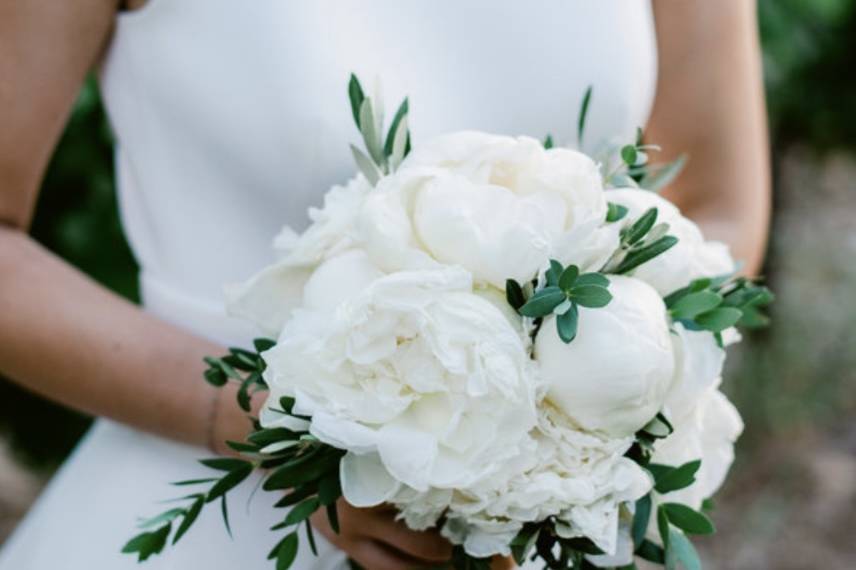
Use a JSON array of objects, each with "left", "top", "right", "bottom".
[{"left": 0, "top": 1, "right": 657, "bottom": 568}]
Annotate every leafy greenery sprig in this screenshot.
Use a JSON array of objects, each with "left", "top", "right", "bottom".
[
  {"left": 665, "top": 274, "right": 775, "bottom": 344},
  {"left": 123, "top": 340, "right": 347, "bottom": 568},
  {"left": 601, "top": 127, "right": 688, "bottom": 192},
  {"left": 601, "top": 207, "right": 680, "bottom": 275},
  {"left": 348, "top": 74, "right": 411, "bottom": 185},
  {"left": 506, "top": 260, "right": 613, "bottom": 344}
]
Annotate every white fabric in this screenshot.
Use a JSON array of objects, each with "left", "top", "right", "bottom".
[{"left": 0, "top": 0, "right": 657, "bottom": 567}]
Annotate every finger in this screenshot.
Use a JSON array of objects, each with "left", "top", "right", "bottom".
[
  {"left": 491, "top": 555, "right": 516, "bottom": 569},
  {"left": 361, "top": 509, "right": 453, "bottom": 563}
]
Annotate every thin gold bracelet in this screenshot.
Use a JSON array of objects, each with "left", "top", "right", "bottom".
[{"left": 205, "top": 387, "right": 222, "bottom": 454}]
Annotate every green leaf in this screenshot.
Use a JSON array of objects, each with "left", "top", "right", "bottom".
[
  {"left": 624, "top": 207, "right": 659, "bottom": 245},
  {"left": 632, "top": 495, "right": 653, "bottom": 547},
  {"left": 283, "top": 497, "right": 321, "bottom": 527},
  {"left": 570, "top": 285, "right": 612, "bottom": 308},
  {"left": 199, "top": 458, "right": 251, "bottom": 472},
  {"left": 318, "top": 473, "right": 342, "bottom": 506},
  {"left": 640, "top": 154, "right": 687, "bottom": 192},
  {"left": 662, "top": 503, "right": 715, "bottom": 535},
  {"left": 139, "top": 508, "right": 185, "bottom": 529},
  {"left": 556, "top": 303, "right": 579, "bottom": 343},
  {"left": 505, "top": 279, "right": 526, "bottom": 311},
  {"left": 254, "top": 338, "right": 276, "bottom": 353},
  {"left": 225, "top": 440, "right": 259, "bottom": 454},
  {"left": 388, "top": 116, "right": 409, "bottom": 171},
  {"left": 653, "top": 460, "right": 702, "bottom": 494},
  {"left": 606, "top": 202, "right": 629, "bottom": 223},
  {"left": 695, "top": 307, "right": 743, "bottom": 332},
  {"left": 558, "top": 265, "right": 580, "bottom": 291},
  {"left": 277, "top": 532, "right": 299, "bottom": 570},
  {"left": 510, "top": 525, "right": 540, "bottom": 565},
  {"left": 326, "top": 502, "right": 340, "bottom": 534},
  {"left": 203, "top": 367, "right": 228, "bottom": 387},
  {"left": 546, "top": 259, "right": 564, "bottom": 286},
  {"left": 220, "top": 495, "right": 232, "bottom": 537},
  {"left": 173, "top": 497, "right": 204, "bottom": 544},
  {"left": 666, "top": 527, "right": 702, "bottom": 570},
  {"left": 543, "top": 134, "right": 554, "bottom": 149},
  {"left": 518, "top": 286, "right": 566, "bottom": 317},
  {"left": 350, "top": 144, "right": 381, "bottom": 186},
  {"left": 641, "top": 413, "right": 674, "bottom": 439},
  {"left": 575, "top": 273, "right": 610, "bottom": 288},
  {"left": 636, "top": 539, "right": 665, "bottom": 564},
  {"left": 206, "top": 463, "right": 253, "bottom": 502},
  {"left": 305, "top": 520, "right": 318, "bottom": 556},
  {"left": 621, "top": 144, "right": 638, "bottom": 166},
  {"left": 122, "top": 524, "right": 171, "bottom": 562},
  {"left": 348, "top": 74, "right": 365, "bottom": 129},
  {"left": 615, "top": 235, "right": 679, "bottom": 274},
  {"left": 670, "top": 291, "right": 724, "bottom": 320},
  {"left": 577, "top": 85, "right": 593, "bottom": 145},
  {"left": 172, "top": 478, "right": 217, "bottom": 487},
  {"left": 657, "top": 506, "right": 671, "bottom": 550},
  {"left": 263, "top": 449, "right": 342, "bottom": 491},
  {"left": 384, "top": 97, "right": 409, "bottom": 156}
]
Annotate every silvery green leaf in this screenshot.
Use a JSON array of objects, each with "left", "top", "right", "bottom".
[
  {"left": 694, "top": 307, "right": 743, "bottom": 332},
  {"left": 372, "top": 77, "right": 384, "bottom": 140},
  {"left": 359, "top": 98, "right": 384, "bottom": 167},
  {"left": 608, "top": 172, "right": 639, "bottom": 189},
  {"left": 670, "top": 291, "right": 723, "bottom": 320},
  {"left": 644, "top": 222, "right": 670, "bottom": 244},
  {"left": 615, "top": 235, "right": 679, "bottom": 274},
  {"left": 553, "top": 299, "right": 573, "bottom": 315},
  {"left": 641, "top": 154, "right": 688, "bottom": 192},
  {"left": 261, "top": 440, "right": 300, "bottom": 454},
  {"left": 390, "top": 116, "right": 409, "bottom": 171},
  {"left": 350, "top": 144, "right": 381, "bottom": 186},
  {"left": 666, "top": 528, "right": 702, "bottom": 570}
]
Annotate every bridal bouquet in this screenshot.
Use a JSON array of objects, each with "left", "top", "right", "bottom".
[{"left": 124, "top": 76, "right": 773, "bottom": 569}]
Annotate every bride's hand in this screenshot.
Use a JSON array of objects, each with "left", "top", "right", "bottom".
[{"left": 310, "top": 500, "right": 515, "bottom": 569}]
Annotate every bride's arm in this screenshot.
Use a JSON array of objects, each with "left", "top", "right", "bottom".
[
  {"left": 0, "top": 0, "right": 249, "bottom": 452},
  {"left": 648, "top": 0, "right": 771, "bottom": 275},
  {"left": 1, "top": 3, "right": 460, "bottom": 568}
]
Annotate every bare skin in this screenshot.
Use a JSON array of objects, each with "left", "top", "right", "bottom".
[{"left": 0, "top": 1, "right": 769, "bottom": 568}]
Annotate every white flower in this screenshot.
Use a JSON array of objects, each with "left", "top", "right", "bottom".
[
  {"left": 261, "top": 265, "right": 539, "bottom": 496},
  {"left": 606, "top": 188, "right": 735, "bottom": 296},
  {"left": 358, "top": 132, "right": 610, "bottom": 288},
  {"left": 664, "top": 322, "right": 726, "bottom": 423},
  {"left": 535, "top": 275, "right": 675, "bottom": 437},
  {"left": 225, "top": 175, "right": 371, "bottom": 335},
  {"left": 408, "top": 406, "right": 651, "bottom": 558},
  {"left": 652, "top": 388, "right": 744, "bottom": 510}
]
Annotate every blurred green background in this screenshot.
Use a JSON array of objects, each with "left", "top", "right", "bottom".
[{"left": 1, "top": 1, "right": 855, "bottom": 567}]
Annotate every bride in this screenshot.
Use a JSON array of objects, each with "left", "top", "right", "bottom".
[{"left": 0, "top": 1, "right": 769, "bottom": 568}]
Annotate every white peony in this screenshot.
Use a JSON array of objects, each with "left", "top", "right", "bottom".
[
  {"left": 225, "top": 175, "right": 371, "bottom": 335},
  {"left": 357, "top": 131, "right": 611, "bottom": 288},
  {"left": 652, "top": 388, "right": 744, "bottom": 510},
  {"left": 606, "top": 188, "right": 735, "bottom": 296},
  {"left": 664, "top": 322, "right": 726, "bottom": 423},
  {"left": 260, "top": 264, "right": 539, "bottom": 497},
  {"left": 405, "top": 406, "right": 651, "bottom": 558},
  {"left": 536, "top": 275, "right": 675, "bottom": 437}
]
